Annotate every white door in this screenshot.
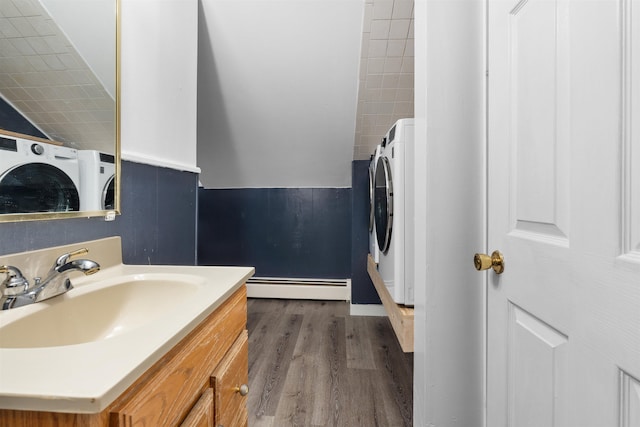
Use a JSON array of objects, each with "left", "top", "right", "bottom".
[{"left": 486, "top": 0, "right": 640, "bottom": 425}]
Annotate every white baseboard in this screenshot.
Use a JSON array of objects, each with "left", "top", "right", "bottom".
[
  {"left": 246, "top": 277, "right": 350, "bottom": 301},
  {"left": 349, "top": 303, "right": 387, "bottom": 317}
]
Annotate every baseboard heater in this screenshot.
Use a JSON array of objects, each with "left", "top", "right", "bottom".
[{"left": 246, "top": 277, "right": 351, "bottom": 301}]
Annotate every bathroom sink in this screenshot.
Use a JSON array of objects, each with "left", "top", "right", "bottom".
[
  {"left": 0, "top": 237, "right": 255, "bottom": 414},
  {"left": 0, "top": 274, "right": 203, "bottom": 348}
]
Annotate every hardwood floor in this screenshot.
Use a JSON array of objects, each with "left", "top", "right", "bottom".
[{"left": 247, "top": 298, "right": 413, "bottom": 427}]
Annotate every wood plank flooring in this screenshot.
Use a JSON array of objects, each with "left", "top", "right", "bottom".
[{"left": 247, "top": 299, "right": 413, "bottom": 427}]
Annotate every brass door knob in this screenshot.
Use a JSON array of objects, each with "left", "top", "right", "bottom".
[{"left": 474, "top": 250, "right": 505, "bottom": 274}]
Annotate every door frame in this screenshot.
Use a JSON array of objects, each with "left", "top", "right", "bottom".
[{"left": 413, "top": 0, "right": 487, "bottom": 425}]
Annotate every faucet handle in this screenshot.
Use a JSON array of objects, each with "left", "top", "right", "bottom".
[
  {"left": 0, "top": 265, "right": 29, "bottom": 294},
  {"left": 68, "top": 248, "right": 89, "bottom": 257},
  {"left": 54, "top": 248, "right": 89, "bottom": 268}
]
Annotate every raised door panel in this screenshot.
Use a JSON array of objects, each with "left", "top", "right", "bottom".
[
  {"left": 623, "top": 0, "right": 640, "bottom": 257},
  {"left": 211, "top": 330, "right": 249, "bottom": 427},
  {"left": 180, "top": 388, "right": 213, "bottom": 427},
  {"left": 508, "top": 0, "right": 570, "bottom": 245},
  {"left": 620, "top": 371, "right": 640, "bottom": 427},
  {"left": 508, "top": 304, "right": 568, "bottom": 427}
]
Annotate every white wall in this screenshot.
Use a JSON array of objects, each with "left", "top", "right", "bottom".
[
  {"left": 119, "top": 0, "right": 199, "bottom": 172},
  {"left": 197, "top": 0, "right": 363, "bottom": 188},
  {"left": 413, "top": 0, "right": 485, "bottom": 425}
]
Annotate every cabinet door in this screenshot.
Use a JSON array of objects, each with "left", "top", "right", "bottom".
[
  {"left": 180, "top": 388, "right": 213, "bottom": 427},
  {"left": 211, "top": 330, "right": 249, "bottom": 427}
]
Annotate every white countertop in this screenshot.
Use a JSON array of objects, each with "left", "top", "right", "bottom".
[{"left": 0, "top": 263, "right": 254, "bottom": 414}]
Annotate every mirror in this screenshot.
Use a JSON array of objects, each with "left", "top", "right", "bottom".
[{"left": 0, "top": 0, "right": 120, "bottom": 222}]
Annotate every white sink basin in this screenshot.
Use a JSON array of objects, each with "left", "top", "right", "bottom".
[
  {"left": 0, "top": 274, "right": 203, "bottom": 348},
  {"left": 0, "top": 237, "right": 254, "bottom": 414}
]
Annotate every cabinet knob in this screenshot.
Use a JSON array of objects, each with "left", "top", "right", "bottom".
[{"left": 234, "top": 384, "right": 249, "bottom": 396}]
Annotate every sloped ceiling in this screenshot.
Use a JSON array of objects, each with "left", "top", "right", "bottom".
[
  {"left": 0, "top": 0, "right": 115, "bottom": 152},
  {"left": 354, "top": 0, "right": 414, "bottom": 160},
  {"left": 197, "top": 0, "right": 414, "bottom": 189}
]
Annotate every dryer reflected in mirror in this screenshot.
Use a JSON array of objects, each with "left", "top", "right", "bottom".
[
  {"left": 78, "top": 151, "right": 116, "bottom": 212},
  {"left": 0, "top": 136, "right": 81, "bottom": 214},
  {"left": 0, "top": 134, "right": 116, "bottom": 216}
]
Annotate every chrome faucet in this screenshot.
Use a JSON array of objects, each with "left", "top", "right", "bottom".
[{"left": 0, "top": 248, "right": 100, "bottom": 310}]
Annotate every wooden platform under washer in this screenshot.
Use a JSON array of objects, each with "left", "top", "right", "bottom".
[{"left": 367, "top": 254, "right": 414, "bottom": 353}]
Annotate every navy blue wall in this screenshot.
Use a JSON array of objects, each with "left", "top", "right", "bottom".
[
  {"left": 198, "top": 188, "right": 351, "bottom": 279},
  {"left": 0, "top": 161, "right": 198, "bottom": 265},
  {"left": 351, "top": 160, "right": 380, "bottom": 304},
  {"left": 197, "top": 161, "right": 379, "bottom": 304}
]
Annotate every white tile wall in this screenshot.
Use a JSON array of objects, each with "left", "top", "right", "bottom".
[
  {"left": 354, "top": 0, "right": 414, "bottom": 160},
  {"left": 0, "top": 0, "right": 114, "bottom": 151}
]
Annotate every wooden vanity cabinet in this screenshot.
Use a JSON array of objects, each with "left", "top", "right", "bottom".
[
  {"left": 0, "top": 285, "right": 249, "bottom": 427},
  {"left": 211, "top": 330, "right": 249, "bottom": 427},
  {"left": 179, "top": 330, "right": 249, "bottom": 427},
  {"left": 109, "top": 285, "right": 249, "bottom": 427}
]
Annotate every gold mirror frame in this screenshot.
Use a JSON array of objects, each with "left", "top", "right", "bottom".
[{"left": 0, "top": 0, "right": 121, "bottom": 223}]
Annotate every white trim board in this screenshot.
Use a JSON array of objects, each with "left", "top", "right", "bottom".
[
  {"left": 349, "top": 303, "right": 387, "bottom": 317},
  {"left": 121, "top": 152, "right": 202, "bottom": 174},
  {"left": 246, "top": 277, "right": 351, "bottom": 301}
]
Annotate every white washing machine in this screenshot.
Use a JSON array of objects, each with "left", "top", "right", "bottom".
[
  {"left": 374, "top": 118, "right": 415, "bottom": 306},
  {"left": 0, "top": 134, "right": 80, "bottom": 214},
  {"left": 368, "top": 144, "right": 382, "bottom": 264},
  {"left": 78, "top": 150, "right": 115, "bottom": 211}
]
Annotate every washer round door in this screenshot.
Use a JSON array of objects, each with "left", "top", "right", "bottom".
[
  {"left": 374, "top": 156, "right": 393, "bottom": 253},
  {"left": 102, "top": 175, "right": 115, "bottom": 210},
  {"left": 0, "top": 163, "right": 80, "bottom": 214},
  {"left": 368, "top": 162, "right": 375, "bottom": 232}
]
